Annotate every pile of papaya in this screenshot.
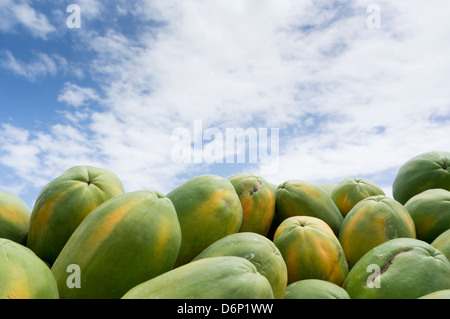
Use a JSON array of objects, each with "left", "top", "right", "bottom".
[{"left": 1, "top": 150, "right": 450, "bottom": 299}]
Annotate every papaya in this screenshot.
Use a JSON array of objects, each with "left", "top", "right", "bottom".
[
  {"left": 275, "top": 180, "right": 343, "bottom": 235},
  {"left": 167, "top": 175, "right": 242, "bottom": 267},
  {"left": 121, "top": 256, "right": 274, "bottom": 299},
  {"left": 0, "top": 191, "right": 31, "bottom": 245},
  {"left": 343, "top": 238, "right": 450, "bottom": 299},
  {"left": 331, "top": 178, "right": 385, "bottom": 217},
  {"left": 392, "top": 151, "right": 450, "bottom": 204},
  {"left": 273, "top": 216, "right": 348, "bottom": 285},
  {"left": 27, "top": 166, "right": 124, "bottom": 265},
  {"left": 318, "top": 183, "right": 337, "bottom": 196},
  {"left": 283, "top": 279, "right": 350, "bottom": 299},
  {"left": 229, "top": 173, "right": 275, "bottom": 236},
  {"left": 338, "top": 195, "right": 416, "bottom": 268},
  {"left": 404, "top": 188, "right": 450, "bottom": 243},
  {"left": 192, "top": 232, "right": 287, "bottom": 299},
  {"left": 419, "top": 289, "right": 450, "bottom": 299},
  {"left": 51, "top": 190, "right": 182, "bottom": 299},
  {"left": 431, "top": 229, "right": 450, "bottom": 261},
  {"left": 0, "top": 238, "right": 59, "bottom": 299}
]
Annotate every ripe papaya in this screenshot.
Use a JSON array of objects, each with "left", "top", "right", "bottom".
[
  {"left": 338, "top": 195, "right": 416, "bottom": 268},
  {"left": 273, "top": 216, "right": 348, "bottom": 285},
  {"left": 167, "top": 175, "right": 242, "bottom": 267},
  {"left": 27, "top": 166, "right": 124, "bottom": 265},
  {"left": 51, "top": 190, "right": 182, "bottom": 299},
  {"left": 229, "top": 173, "right": 275, "bottom": 236}
]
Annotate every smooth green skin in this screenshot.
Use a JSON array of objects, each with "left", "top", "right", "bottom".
[
  {"left": 331, "top": 178, "right": 385, "bottom": 217},
  {"left": 275, "top": 180, "right": 343, "bottom": 235},
  {"left": 338, "top": 195, "right": 416, "bottom": 268},
  {"left": 405, "top": 188, "right": 450, "bottom": 243},
  {"left": 192, "top": 232, "right": 287, "bottom": 299},
  {"left": 343, "top": 238, "right": 450, "bottom": 299},
  {"left": 419, "top": 289, "right": 450, "bottom": 299},
  {"left": 318, "top": 183, "right": 337, "bottom": 196},
  {"left": 0, "top": 238, "right": 59, "bottom": 299},
  {"left": 51, "top": 190, "right": 182, "bottom": 299},
  {"left": 0, "top": 191, "right": 31, "bottom": 245},
  {"left": 393, "top": 151, "right": 450, "bottom": 205},
  {"left": 229, "top": 174, "right": 275, "bottom": 236},
  {"left": 284, "top": 279, "right": 350, "bottom": 299},
  {"left": 167, "top": 175, "right": 243, "bottom": 267},
  {"left": 122, "top": 256, "right": 274, "bottom": 299},
  {"left": 431, "top": 229, "right": 450, "bottom": 261},
  {"left": 27, "top": 166, "right": 125, "bottom": 265}
]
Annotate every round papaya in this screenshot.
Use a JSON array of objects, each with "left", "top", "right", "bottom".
[
  {"left": 0, "top": 238, "right": 59, "bottom": 299},
  {"left": 431, "top": 229, "right": 450, "bottom": 261},
  {"left": 343, "top": 238, "right": 450, "bottom": 299},
  {"left": 273, "top": 216, "right": 348, "bottom": 285},
  {"left": 392, "top": 151, "right": 450, "bottom": 205},
  {"left": 192, "top": 232, "right": 287, "bottom": 299},
  {"left": 0, "top": 191, "right": 31, "bottom": 245},
  {"left": 275, "top": 180, "right": 343, "bottom": 235},
  {"left": 121, "top": 256, "right": 274, "bottom": 299},
  {"left": 166, "top": 175, "right": 242, "bottom": 267},
  {"left": 283, "top": 279, "right": 350, "bottom": 299},
  {"left": 404, "top": 188, "right": 450, "bottom": 243},
  {"left": 27, "top": 166, "right": 124, "bottom": 265},
  {"left": 331, "top": 178, "right": 385, "bottom": 217},
  {"left": 51, "top": 190, "right": 182, "bottom": 299},
  {"left": 338, "top": 195, "right": 416, "bottom": 268},
  {"left": 419, "top": 289, "right": 450, "bottom": 299},
  {"left": 229, "top": 173, "right": 275, "bottom": 236}
]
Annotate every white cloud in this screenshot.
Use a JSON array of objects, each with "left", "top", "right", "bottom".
[
  {"left": 0, "top": 50, "right": 69, "bottom": 81},
  {"left": 0, "top": 0, "right": 56, "bottom": 39},
  {"left": 1, "top": 0, "right": 450, "bottom": 203},
  {"left": 58, "top": 82, "right": 99, "bottom": 107}
]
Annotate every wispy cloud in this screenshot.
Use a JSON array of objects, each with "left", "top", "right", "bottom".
[
  {"left": 1, "top": 0, "right": 450, "bottom": 205},
  {"left": 0, "top": 50, "right": 71, "bottom": 81},
  {"left": 0, "top": 0, "right": 56, "bottom": 39}
]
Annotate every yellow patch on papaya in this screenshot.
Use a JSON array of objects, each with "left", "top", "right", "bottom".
[
  {"left": 0, "top": 206, "right": 29, "bottom": 225},
  {"left": 4, "top": 275, "right": 31, "bottom": 299},
  {"left": 70, "top": 200, "right": 137, "bottom": 264}
]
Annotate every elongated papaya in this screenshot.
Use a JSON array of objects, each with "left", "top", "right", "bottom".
[
  {"left": 121, "top": 256, "right": 274, "bottom": 299},
  {"left": 167, "top": 175, "right": 242, "bottom": 267},
  {"left": 51, "top": 190, "right": 182, "bottom": 299}
]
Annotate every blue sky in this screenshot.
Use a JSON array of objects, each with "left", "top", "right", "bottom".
[{"left": 1, "top": 0, "right": 450, "bottom": 208}]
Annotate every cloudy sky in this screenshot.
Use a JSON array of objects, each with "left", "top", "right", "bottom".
[{"left": 1, "top": 0, "right": 449, "bottom": 208}]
